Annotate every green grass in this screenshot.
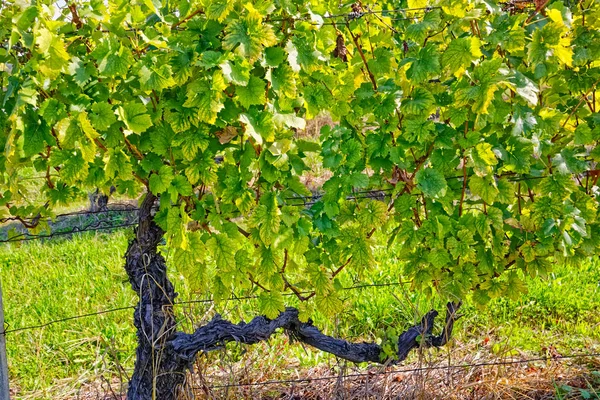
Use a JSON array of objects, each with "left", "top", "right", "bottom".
[
  {"left": 1, "top": 230, "right": 599, "bottom": 398},
  {"left": 0, "top": 231, "right": 136, "bottom": 394}
]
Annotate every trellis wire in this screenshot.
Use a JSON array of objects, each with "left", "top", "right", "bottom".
[
  {"left": 5, "top": 283, "right": 599, "bottom": 391},
  {"left": 199, "top": 352, "right": 600, "bottom": 390},
  {"left": 1, "top": 281, "right": 412, "bottom": 335},
  {"left": 0, "top": 203, "right": 153, "bottom": 225},
  {"left": 2, "top": 170, "right": 598, "bottom": 325},
  {"left": 0, "top": 221, "right": 139, "bottom": 243},
  {"left": 3, "top": 168, "right": 598, "bottom": 243},
  {"left": 0, "top": 203, "right": 140, "bottom": 224}
]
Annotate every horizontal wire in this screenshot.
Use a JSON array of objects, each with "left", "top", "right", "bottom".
[
  {"left": 313, "top": 15, "right": 427, "bottom": 26},
  {"left": 266, "top": 7, "right": 438, "bottom": 22},
  {"left": 286, "top": 192, "right": 393, "bottom": 207},
  {"left": 0, "top": 221, "right": 138, "bottom": 243},
  {"left": 2, "top": 281, "right": 411, "bottom": 335},
  {"left": 0, "top": 205, "right": 142, "bottom": 224},
  {"left": 200, "top": 353, "right": 600, "bottom": 390},
  {"left": 2, "top": 305, "right": 136, "bottom": 334},
  {"left": 3, "top": 167, "right": 596, "bottom": 241},
  {"left": 284, "top": 188, "right": 394, "bottom": 201},
  {"left": 322, "top": 6, "right": 440, "bottom": 19}
]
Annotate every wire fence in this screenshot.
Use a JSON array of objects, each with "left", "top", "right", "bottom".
[
  {"left": 1, "top": 199, "right": 599, "bottom": 394},
  {"left": 3, "top": 5, "right": 596, "bottom": 395},
  {"left": 200, "top": 352, "right": 600, "bottom": 390},
  {"left": 0, "top": 202, "right": 140, "bottom": 225},
  {"left": 3, "top": 272, "right": 599, "bottom": 393},
  {"left": 0, "top": 188, "right": 394, "bottom": 243},
  {"left": 1, "top": 280, "right": 412, "bottom": 335},
  {"left": 0, "top": 221, "right": 139, "bottom": 243},
  {"left": 3, "top": 167, "right": 599, "bottom": 243}
]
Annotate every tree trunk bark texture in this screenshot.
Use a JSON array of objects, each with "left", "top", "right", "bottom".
[
  {"left": 124, "top": 193, "right": 462, "bottom": 400},
  {"left": 125, "top": 193, "right": 190, "bottom": 399}
]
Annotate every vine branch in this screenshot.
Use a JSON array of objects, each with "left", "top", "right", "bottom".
[
  {"left": 346, "top": 22, "right": 377, "bottom": 91},
  {"left": 171, "top": 302, "right": 462, "bottom": 364},
  {"left": 172, "top": 9, "right": 205, "bottom": 30}
]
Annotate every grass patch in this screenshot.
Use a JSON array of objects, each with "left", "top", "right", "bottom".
[
  {"left": 1, "top": 230, "right": 599, "bottom": 398},
  {"left": 0, "top": 231, "right": 136, "bottom": 395}
]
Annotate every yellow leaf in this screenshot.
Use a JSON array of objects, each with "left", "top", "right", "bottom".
[
  {"left": 555, "top": 38, "right": 573, "bottom": 66},
  {"left": 547, "top": 8, "right": 564, "bottom": 25},
  {"left": 470, "top": 37, "right": 483, "bottom": 58},
  {"left": 407, "top": 0, "right": 428, "bottom": 8}
]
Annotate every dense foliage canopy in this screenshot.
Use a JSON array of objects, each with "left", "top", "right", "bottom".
[{"left": 1, "top": 0, "right": 599, "bottom": 322}]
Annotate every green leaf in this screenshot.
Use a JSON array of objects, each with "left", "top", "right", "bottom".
[
  {"left": 174, "top": 129, "right": 209, "bottom": 160},
  {"left": 223, "top": 8, "right": 277, "bottom": 61},
  {"left": 78, "top": 112, "right": 99, "bottom": 141},
  {"left": 357, "top": 200, "right": 386, "bottom": 227},
  {"left": 15, "top": 6, "right": 38, "bottom": 31},
  {"left": 258, "top": 291, "right": 285, "bottom": 319},
  {"left": 23, "top": 114, "right": 50, "bottom": 157},
  {"left": 205, "top": 0, "right": 235, "bottom": 22},
  {"left": 61, "top": 152, "right": 88, "bottom": 184},
  {"left": 442, "top": 37, "right": 482, "bottom": 74},
  {"left": 90, "top": 103, "right": 116, "bottom": 131},
  {"left": 472, "top": 288, "right": 491, "bottom": 306},
  {"left": 401, "top": 88, "right": 435, "bottom": 115},
  {"left": 139, "top": 64, "right": 175, "bottom": 91},
  {"left": 480, "top": 278, "right": 505, "bottom": 298},
  {"left": 239, "top": 110, "right": 274, "bottom": 145},
  {"left": 471, "top": 142, "right": 497, "bottom": 174},
  {"left": 270, "top": 64, "right": 297, "bottom": 98},
  {"left": 406, "top": 45, "right": 441, "bottom": 83},
  {"left": 469, "top": 175, "right": 499, "bottom": 204},
  {"left": 165, "top": 207, "right": 184, "bottom": 248},
  {"left": 67, "top": 57, "right": 92, "bottom": 87},
  {"left": 496, "top": 179, "right": 514, "bottom": 204},
  {"left": 252, "top": 193, "right": 281, "bottom": 246},
  {"left": 35, "top": 28, "right": 70, "bottom": 73},
  {"left": 404, "top": 118, "right": 435, "bottom": 142},
  {"left": 265, "top": 47, "right": 286, "bottom": 67},
  {"left": 173, "top": 231, "right": 206, "bottom": 272},
  {"left": 183, "top": 74, "right": 226, "bottom": 125},
  {"left": 117, "top": 103, "right": 152, "bottom": 134},
  {"left": 520, "top": 242, "right": 536, "bottom": 263},
  {"left": 93, "top": 38, "right": 132, "bottom": 78},
  {"left": 149, "top": 165, "right": 173, "bottom": 194},
  {"left": 346, "top": 172, "right": 369, "bottom": 189},
  {"left": 207, "top": 234, "right": 237, "bottom": 271},
  {"left": 415, "top": 168, "right": 447, "bottom": 198},
  {"left": 221, "top": 59, "right": 251, "bottom": 86},
  {"left": 236, "top": 76, "right": 266, "bottom": 108},
  {"left": 315, "top": 291, "right": 343, "bottom": 317},
  {"left": 39, "top": 98, "right": 67, "bottom": 126},
  {"left": 105, "top": 149, "right": 131, "bottom": 179},
  {"left": 367, "top": 48, "right": 392, "bottom": 75},
  {"left": 427, "top": 248, "right": 450, "bottom": 268},
  {"left": 513, "top": 71, "right": 539, "bottom": 106},
  {"left": 172, "top": 175, "right": 193, "bottom": 196},
  {"left": 505, "top": 271, "right": 527, "bottom": 300}
]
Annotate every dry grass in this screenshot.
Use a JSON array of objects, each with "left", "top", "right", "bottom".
[
  {"left": 296, "top": 114, "right": 335, "bottom": 193},
  {"left": 51, "top": 328, "right": 600, "bottom": 400},
  {"left": 59, "top": 345, "right": 600, "bottom": 400},
  {"left": 297, "top": 114, "right": 335, "bottom": 140},
  {"left": 185, "top": 342, "right": 600, "bottom": 400}
]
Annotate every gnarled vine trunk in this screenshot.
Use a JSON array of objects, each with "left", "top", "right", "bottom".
[
  {"left": 124, "top": 193, "right": 462, "bottom": 400},
  {"left": 124, "top": 193, "right": 190, "bottom": 399}
]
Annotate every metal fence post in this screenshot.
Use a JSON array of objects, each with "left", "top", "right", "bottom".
[{"left": 0, "top": 280, "right": 10, "bottom": 400}]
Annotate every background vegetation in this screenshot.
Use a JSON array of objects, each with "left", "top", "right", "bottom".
[{"left": 1, "top": 228, "right": 599, "bottom": 398}]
